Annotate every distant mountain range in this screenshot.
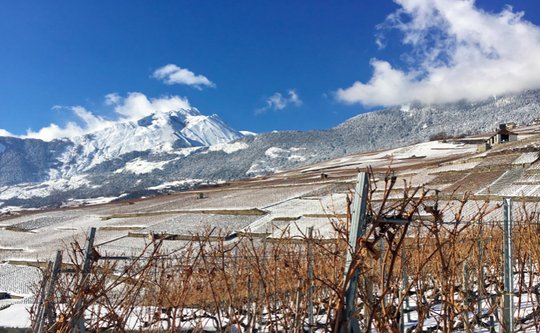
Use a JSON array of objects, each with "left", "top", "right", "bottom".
[{"left": 2, "top": 89, "right": 540, "bottom": 210}]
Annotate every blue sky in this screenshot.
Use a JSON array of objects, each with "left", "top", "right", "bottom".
[{"left": 1, "top": 0, "right": 540, "bottom": 140}]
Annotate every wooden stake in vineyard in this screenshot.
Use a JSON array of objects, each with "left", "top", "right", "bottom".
[
  {"left": 340, "top": 172, "right": 369, "bottom": 333},
  {"left": 502, "top": 198, "right": 514, "bottom": 333},
  {"left": 71, "top": 227, "right": 97, "bottom": 333},
  {"left": 34, "top": 250, "right": 62, "bottom": 333}
]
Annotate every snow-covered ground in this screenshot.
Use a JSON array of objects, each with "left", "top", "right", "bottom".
[
  {"left": 2, "top": 286, "right": 539, "bottom": 332},
  {"left": 300, "top": 141, "right": 477, "bottom": 173},
  {"left": 0, "top": 304, "right": 31, "bottom": 328},
  {"left": 147, "top": 179, "right": 203, "bottom": 190}
]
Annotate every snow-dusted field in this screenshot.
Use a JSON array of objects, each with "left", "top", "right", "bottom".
[
  {"left": 300, "top": 141, "right": 477, "bottom": 174},
  {"left": 130, "top": 213, "right": 260, "bottom": 236},
  {"left": 0, "top": 264, "right": 41, "bottom": 297}
]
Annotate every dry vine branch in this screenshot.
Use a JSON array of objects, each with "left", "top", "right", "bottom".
[{"left": 30, "top": 170, "right": 540, "bottom": 332}]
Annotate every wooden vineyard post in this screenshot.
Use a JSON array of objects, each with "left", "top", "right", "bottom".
[
  {"left": 72, "top": 227, "right": 97, "bottom": 333},
  {"left": 340, "top": 172, "right": 369, "bottom": 333},
  {"left": 307, "top": 226, "right": 314, "bottom": 333},
  {"left": 502, "top": 198, "right": 514, "bottom": 332},
  {"left": 478, "top": 239, "right": 484, "bottom": 318},
  {"left": 399, "top": 245, "right": 409, "bottom": 332},
  {"left": 33, "top": 261, "right": 52, "bottom": 333},
  {"left": 39, "top": 250, "right": 62, "bottom": 333},
  {"left": 293, "top": 278, "right": 303, "bottom": 333},
  {"left": 379, "top": 240, "right": 386, "bottom": 308},
  {"left": 246, "top": 273, "right": 255, "bottom": 331},
  {"left": 463, "top": 260, "right": 471, "bottom": 332},
  {"left": 257, "top": 230, "right": 268, "bottom": 331},
  {"left": 35, "top": 250, "right": 62, "bottom": 333}
]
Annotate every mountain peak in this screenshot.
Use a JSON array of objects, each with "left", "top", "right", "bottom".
[
  {"left": 132, "top": 107, "right": 241, "bottom": 146},
  {"left": 52, "top": 108, "right": 242, "bottom": 176}
]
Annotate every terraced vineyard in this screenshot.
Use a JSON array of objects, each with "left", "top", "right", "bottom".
[{"left": 3, "top": 124, "right": 540, "bottom": 330}]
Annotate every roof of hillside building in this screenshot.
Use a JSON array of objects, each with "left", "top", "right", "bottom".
[{"left": 494, "top": 128, "right": 517, "bottom": 136}]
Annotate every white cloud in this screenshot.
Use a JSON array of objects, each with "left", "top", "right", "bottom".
[
  {"left": 71, "top": 106, "right": 114, "bottom": 131},
  {"left": 25, "top": 122, "right": 85, "bottom": 142},
  {"left": 25, "top": 106, "right": 113, "bottom": 142},
  {"left": 109, "top": 92, "right": 191, "bottom": 120},
  {"left": 104, "top": 92, "right": 121, "bottom": 106},
  {"left": 288, "top": 90, "right": 302, "bottom": 106},
  {"left": 152, "top": 64, "right": 215, "bottom": 89},
  {"left": 23, "top": 93, "right": 191, "bottom": 141},
  {"left": 336, "top": 0, "right": 540, "bottom": 106},
  {"left": 256, "top": 89, "right": 303, "bottom": 114},
  {"left": 0, "top": 129, "right": 13, "bottom": 137}
]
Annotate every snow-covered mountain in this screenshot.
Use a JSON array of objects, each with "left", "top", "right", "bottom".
[
  {"left": 57, "top": 108, "right": 241, "bottom": 177},
  {"left": 2, "top": 89, "right": 540, "bottom": 210},
  {"left": 0, "top": 107, "right": 243, "bottom": 209}
]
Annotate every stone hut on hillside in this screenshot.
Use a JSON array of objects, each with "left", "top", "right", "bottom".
[{"left": 478, "top": 124, "right": 518, "bottom": 152}]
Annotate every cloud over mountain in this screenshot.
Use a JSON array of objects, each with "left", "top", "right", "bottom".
[
  {"left": 22, "top": 93, "right": 192, "bottom": 142},
  {"left": 0, "top": 129, "right": 13, "bottom": 137},
  {"left": 106, "top": 92, "right": 191, "bottom": 121},
  {"left": 337, "top": 0, "right": 540, "bottom": 106}
]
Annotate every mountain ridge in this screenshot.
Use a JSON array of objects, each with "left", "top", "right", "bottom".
[{"left": 2, "top": 89, "right": 540, "bottom": 210}]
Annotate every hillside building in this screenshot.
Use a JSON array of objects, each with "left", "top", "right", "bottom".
[{"left": 478, "top": 124, "right": 518, "bottom": 152}]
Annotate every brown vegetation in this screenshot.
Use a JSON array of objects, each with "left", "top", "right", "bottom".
[{"left": 30, "top": 171, "right": 540, "bottom": 332}]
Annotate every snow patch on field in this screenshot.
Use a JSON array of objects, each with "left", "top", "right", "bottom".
[
  {"left": 0, "top": 305, "right": 229, "bottom": 330},
  {"left": 0, "top": 206, "right": 26, "bottom": 214},
  {"left": 207, "top": 141, "right": 249, "bottom": 154},
  {"left": 115, "top": 158, "right": 170, "bottom": 174},
  {"left": 63, "top": 196, "right": 121, "bottom": 206},
  {"left": 0, "top": 143, "right": 5, "bottom": 154},
  {"left": 302, "top": 141, "right": 475, "bottom": 173},
  {"left": 0, "top": 304, "right": 31, "bottom": 328},
  {"left": 148, "top": 179, "right": 203, "bottom": 190},
  {"left": 389, "top": 141, "right": 475, "bottom": 159}
]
